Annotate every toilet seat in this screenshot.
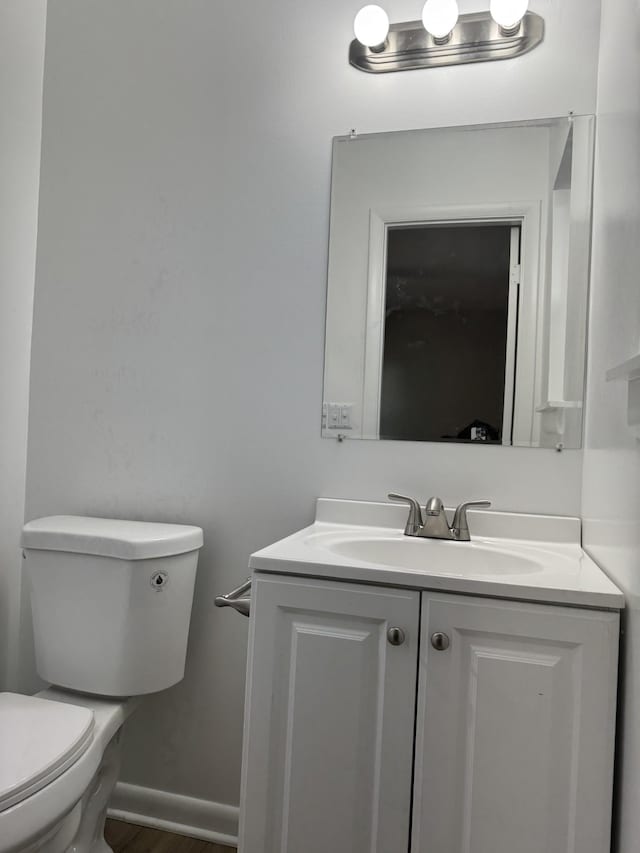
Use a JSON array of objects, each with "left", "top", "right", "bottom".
[{"left": 0, "top": 693, "right": 94, "bottom": 812}]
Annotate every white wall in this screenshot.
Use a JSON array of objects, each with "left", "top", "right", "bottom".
[
  {"left": 582, "top": 0, "right": 640, "bottom": 850},
  {"left": 27, "top": 0, "right": 601, "bottom": 821},
  {"left": 0, "top": 1, "right": 47, "bottom": 689}
]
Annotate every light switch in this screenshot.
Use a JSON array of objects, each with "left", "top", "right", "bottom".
[{"left": 323, "top": 402, "right": 354, "bottom": 430}]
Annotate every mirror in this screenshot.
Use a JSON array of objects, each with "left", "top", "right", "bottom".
[{"left": 322, "top": 116, "right": 594, "bottom": 449}]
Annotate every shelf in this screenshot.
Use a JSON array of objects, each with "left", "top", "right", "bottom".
[
  {"left": 536, "top": 400, "right": 583, "bottom": 413},
  {"left": 606, "top": 353, "right": 640, "bottom": 382},
  {"left": 606, "top": 353, "right": 640, "bottom": 438},
  {"left": 535, "top": 400, "right": 583, "bottom": 444}
]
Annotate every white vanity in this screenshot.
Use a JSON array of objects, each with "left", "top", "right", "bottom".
[{"left": 236, "top": 499, "right": 623, "bottom": 853}]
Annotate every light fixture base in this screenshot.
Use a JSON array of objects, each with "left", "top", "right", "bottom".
[
  {"left": 431, "top": 32, "right": 453, "bottom": 46},
  {"left": 498, "top": 21, "right": 522, "bottom": 37},
  {"left": 349, "top": 10, "right": 544, "bottom": 73}
]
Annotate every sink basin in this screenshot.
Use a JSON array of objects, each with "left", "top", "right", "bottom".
[
  {"left": 248, "top": 499, "right": 626, "bottom": 610},
  {"left": 310, "top": 533, "right": 543, "bottom": 576}
]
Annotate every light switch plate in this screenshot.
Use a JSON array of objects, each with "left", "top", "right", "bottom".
[{"left": 323, "top": 402, "right": 354, "bottom": 431}]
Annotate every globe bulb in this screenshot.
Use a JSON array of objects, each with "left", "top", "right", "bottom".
[
  {"left": 490, "top": 0, "right": 529, "bottom": 31},
  {"left": 353, "top": 5, "right": 390, "bottom": 48},
  {"left": 422, "top": 0, "right": 459, "bottom": 42}
]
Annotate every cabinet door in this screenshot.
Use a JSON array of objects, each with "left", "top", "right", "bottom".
[
  {"left": 412, "top": 593, "right": 619, "bottom": 853},
  {"left": 238, "top": 574, "right": 420, "bottom": 853}
]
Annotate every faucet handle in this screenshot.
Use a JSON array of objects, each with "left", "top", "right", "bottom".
[
  {"left": 388, "top": 493, "right": 423, "bottom": 536},
  {"left": 452, "top": 500, "right": 492, "bottom": 541}
]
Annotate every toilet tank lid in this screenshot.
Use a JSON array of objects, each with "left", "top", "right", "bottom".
[{"left": 21, "top": 516, "right": 204, "bottom": 560}]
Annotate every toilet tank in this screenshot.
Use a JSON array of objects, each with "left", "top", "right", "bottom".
[{"left": 21, "top": 516, "right": 204, "bottom": 697}]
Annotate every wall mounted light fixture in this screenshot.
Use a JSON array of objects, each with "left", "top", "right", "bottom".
[{"left": 350, "top": 1, "right": 544, "bottom": 73}]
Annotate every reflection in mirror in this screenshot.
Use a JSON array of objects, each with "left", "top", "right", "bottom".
[
  {"left": 381, "top": 223, "right": 515, "bottom": 444},
  {"left": 322, "top": 117, "right": 594, "bottom": 449}
]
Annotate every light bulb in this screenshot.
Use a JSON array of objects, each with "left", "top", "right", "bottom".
[
  {"left": 422, "top": 0, "right": 459, "bottom": 42},
  {"left": 490, "top": 0, "right": 529, "bottom": 32},
  {"left": 353, "top": 5, "right": 390, "bottom": 49}
]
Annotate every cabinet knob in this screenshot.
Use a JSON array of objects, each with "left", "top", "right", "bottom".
[
  {"left": 431, "top": 632, "right": 450, "bottom": 651},
  {"left": 387, "top": 627, "right": 406, "bottom": 646}
]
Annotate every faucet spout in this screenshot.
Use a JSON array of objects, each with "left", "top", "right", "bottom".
[
  {"left": 417, "top": 497, "right": 452, "bottom": 539},
  {"left": 425, "top": 496, "right": 444, "bottom": 516}
]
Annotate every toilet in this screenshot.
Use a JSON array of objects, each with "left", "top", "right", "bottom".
[{"left": 0, "top": 515, "right": 203, "bottom": 853}]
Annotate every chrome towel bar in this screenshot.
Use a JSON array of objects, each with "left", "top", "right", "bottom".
[{"left": 215, "top": 577, "right": 251, "bottom": 617}]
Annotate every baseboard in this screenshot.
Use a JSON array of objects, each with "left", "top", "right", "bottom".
[{"left": 108, "top": 782, "right": 239, "bottom": 848}]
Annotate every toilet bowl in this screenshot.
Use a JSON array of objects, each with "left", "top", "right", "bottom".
[
  {"left": 0, "top": 690, "right": 138, "bottom": 853},
  {"left": 0, "top": 516, "right": 203, "bottom": 853}
]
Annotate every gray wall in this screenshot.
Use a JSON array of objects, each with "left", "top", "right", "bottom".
[
  {"left": 582, "top": 0, "right": 640, "bottom": 850},
  {"left": 27, "top": 0, "right": 600, "bottom": 812},
  {"left": 0, "top": 0, "right": 46, "bottom": 690}
]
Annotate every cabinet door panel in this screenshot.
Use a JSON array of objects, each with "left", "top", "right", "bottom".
[
  {"left": 413, "top": 594, "right": 619, "bottom": 853},
  {"left": 239, "top": 574, "right": 419, "bottom": 853}
]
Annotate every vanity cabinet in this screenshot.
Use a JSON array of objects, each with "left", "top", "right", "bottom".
[
  {"left": 413, "top": 594, "right": 619, "bottom": 853},
  {"left": 239, "top": 574, "right": 619, "bottom": 853},
  {"left": 238, "top": 574, "right": 420, "bottom": 853}
]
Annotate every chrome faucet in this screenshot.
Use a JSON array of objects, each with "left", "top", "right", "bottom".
[{"left": 389, "top": 493, "right": 491, "bottom": 542}]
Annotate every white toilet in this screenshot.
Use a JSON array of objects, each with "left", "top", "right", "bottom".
[{"left": 0, "top": 515, "right": 203, "bottom": 853}]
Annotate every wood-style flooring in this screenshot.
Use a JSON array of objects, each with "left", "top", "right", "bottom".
[{"left": 104, "top": 819, "right": 236, "bottom": 853}]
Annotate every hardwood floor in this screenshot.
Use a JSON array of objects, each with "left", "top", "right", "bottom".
[{"left": 104, "top": 819, "right": 236, "bottom": 853}]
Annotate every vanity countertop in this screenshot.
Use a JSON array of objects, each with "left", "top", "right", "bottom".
[{"left": 249, "top": 499, "right": 624, "bottom": 610}]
